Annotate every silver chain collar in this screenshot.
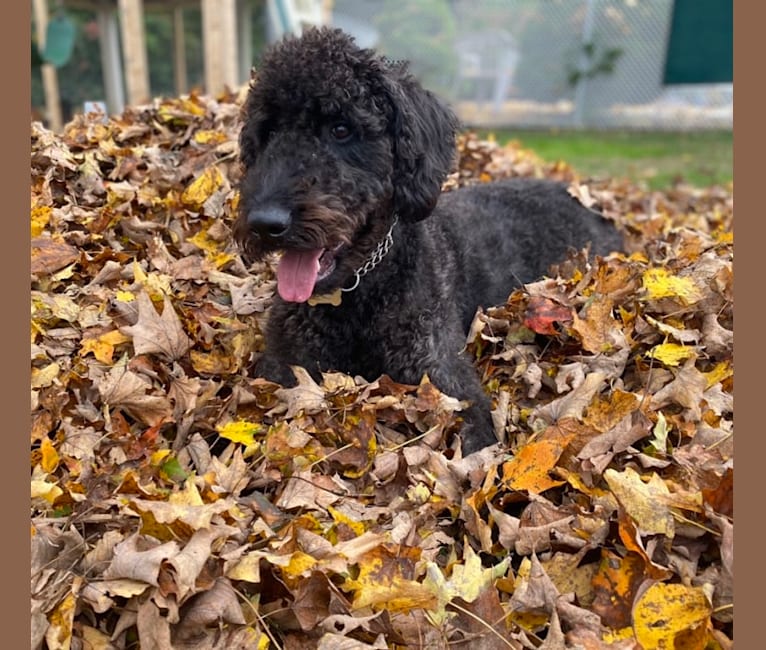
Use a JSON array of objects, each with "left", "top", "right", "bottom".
[{"left": 341, "top": 216, "right": 399, "bottom": 293}]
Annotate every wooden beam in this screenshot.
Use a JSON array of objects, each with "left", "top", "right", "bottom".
[
  {"left": 65, "top": 0, "right": 200, "bottom": 10},
  {"left": 32, "top": 0, "right": 63, "bottom": 131},
  {"left": 173, "top": 7, "right": 188, "bottom": 95},
  {"left": 201, "top": 0, "right": 238, "bottom": 95},
  {"left": 118, "top": 0, "right": 151, "bottom": 105}
]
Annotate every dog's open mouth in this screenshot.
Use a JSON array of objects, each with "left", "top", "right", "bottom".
[{"left": 276, "top": 246, "right": 340, "bottom": 302}]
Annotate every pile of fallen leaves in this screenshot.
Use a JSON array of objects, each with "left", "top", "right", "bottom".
[{"left": 31, "top": 90, "right": 733, "bottom": 650}]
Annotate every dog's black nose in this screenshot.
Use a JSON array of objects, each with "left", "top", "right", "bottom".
[{"left": 247, "top": 206, "right": 291, "bottom": 240}]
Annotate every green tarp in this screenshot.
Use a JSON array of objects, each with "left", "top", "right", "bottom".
[{"left": 664, "top": 0, "right": 733, "bottom": 84}]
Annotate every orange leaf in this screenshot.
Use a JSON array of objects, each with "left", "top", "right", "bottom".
[
  {"left": 591, "top": 550, "right": 645, "bottom": 629},
  {"left": 501, "top": 439, "right": 568, "bottom": 493}
]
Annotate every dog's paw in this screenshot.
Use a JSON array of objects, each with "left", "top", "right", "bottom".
[
  {"left": 253, "top": 355, "right": 299, "bottom": 387},
  {"left": 459, "top": 406, "right": 500, "bottom": 456}
]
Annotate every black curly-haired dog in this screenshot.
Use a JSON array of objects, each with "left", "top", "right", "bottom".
[{"left": 235, "top": 27, "right": 622, "bottom": 455}]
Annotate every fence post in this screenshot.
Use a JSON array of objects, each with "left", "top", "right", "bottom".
[{"left": 573, "top": 0, "right": 597, "bottom": 129}]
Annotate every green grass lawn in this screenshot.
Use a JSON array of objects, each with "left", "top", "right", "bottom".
[{"left": 479, "top": 129, "right": 733, "bottom": 190}]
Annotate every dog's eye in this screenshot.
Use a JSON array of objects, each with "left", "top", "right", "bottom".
[{"left": 330, "top": 123, "right": 353, "bottom": 142}]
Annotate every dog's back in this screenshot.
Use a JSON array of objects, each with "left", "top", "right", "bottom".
[{"left": 432, "top": 178, "right": 623, "bottom": 329}]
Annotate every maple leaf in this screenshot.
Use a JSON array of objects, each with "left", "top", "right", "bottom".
[
  {"left": 531, "top": 371, "right": 607, "bottom": 426},
  {"left": 650, "top": 357, "right": 708, "bottom": 420},
  {"left": 97, "top": 356, "right": 173, "bottom": 426},
  {"left": 605, "top": 467, "right": 675, "bottom": 537},
  {"left": 272, "top": 366, "right": 330, "bottom": 418},
  {"left": 120, "top": 290, "right": 192, "bottom": 360},
  {"left": 423, "top": 545, "right": 510, "bottom": 626}
]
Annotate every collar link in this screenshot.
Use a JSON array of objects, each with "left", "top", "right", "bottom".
[{"left": 341, "top": 215, "right": 398, "bottom": 293}]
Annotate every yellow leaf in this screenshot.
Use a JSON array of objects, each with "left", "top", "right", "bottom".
[
  {"left": 190, "top": 348, "right": 239, "bottom": 375},
  {"left": 187, "top": 228, "right": 219, "bottom": 255},
  {"left": 633, "top": 582, "right": 711, "bottom": 649},
  {"left": 80, "top": 330, "right": 131, "bottom": 364},
  {"left": 642, "top": 268, "right": 702, "bottom": 305},
  {"left": 445, "top": 545, "right": 509, "bottom": 604},
  {"left": 40, "top": 438, "right": 59, "bottom": 474},
  {"left": 210, "top": 251, "right": 235, "bottom": 268},
  {"left": 192, "top": 129, "right": 228, "bottom": 145},
  {"left": 188, "top": 228, "right": 235, "bottom": 268},
  {"left": 115, "top": 290, "right": 135, "bottom": 302},
  {"left": 31, "top": 362, "right": 60, "bottom": 389},
  {"left": 328, "top": 506, "right": 366, "bottom": 536},
  {"left": 52, "top": 263, "right": 76, "bottom": 281},
  {"left": 714, "top": 230, "right": 733, "bottom": 244},
  {"left": 422, "top": 546, "right": 510, "bottom": 625},
  {"left": 217, "top": 420, "right": 262, "bottom": 446},
  {"left": 283, "top": 551, "right": 318, "bottom": 578},
  {"left": 169, "top": 478, "right": 205, "bottom": 507},
  {"left": 605, "top": 468, "right": 674, "bottom": 538},
  {"left": 31, "top": 479, "right": 63, "bottom": 503},
  {"left": 157, "top": 98, "right": 206, "bottom": 123},
  {"left": 34, "top": 294, "right": 81, "bottom": 323},
  {"left": 181, "top": 166, "right": 224, "bottom": 209},
  {"left": 649, "top": 342, "right": 696, "bottom": 367},
  {"left": 80, "top": 625, "right": 114, "bottom": 650},
  {"left": 704, "top": 360, "right": 733, "bottom": 389},
  {"left": 344, "top": 548, "right": 436, "bottom": 613},
  {"left": 46, "top": 589, "right": 78, "bottom": 649},
  {"left": 225, "top": 552, "right": 262, "bottom": 583},
  {"left": 151, "top": 449, "right": 171, "bottom": 465},
  {"left": 131, "top": 262, "right": 172, "bottom": 296},
  {"left": 31, "top": 205, "right": 51, "bottom": 237}
]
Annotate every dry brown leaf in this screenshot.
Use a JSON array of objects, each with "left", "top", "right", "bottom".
[
  {"left": 120, "top": 290, "right": 192, "bottom": 360},
  {"left": 31, "top": 237, "right": 79, "bottom": 275},
  {"left": 97, "top": 358, "right": 173, "bottom": 426},
  {"left": 531, "top": 371, "right": 607, "bottom": 426}
]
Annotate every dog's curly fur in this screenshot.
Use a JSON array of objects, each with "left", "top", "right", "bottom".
[{"left": 235, "top": 27, "right": 623, "bottom": 454}]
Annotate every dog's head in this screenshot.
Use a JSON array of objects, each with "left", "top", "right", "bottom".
[{"left": 235, "top": 27, "right": 459, "bottom": 303}]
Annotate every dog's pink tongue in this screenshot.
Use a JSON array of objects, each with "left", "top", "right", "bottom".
[{"left": 277, "top": 249, "right": 324, "bottom": 302}]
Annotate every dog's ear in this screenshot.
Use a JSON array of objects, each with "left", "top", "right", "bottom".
[
  {"left": 239, "top": 73, "right": 268, "bottom": 169},
  {"left": 382, "top": 68, "right": 459, "bottom": 222}
]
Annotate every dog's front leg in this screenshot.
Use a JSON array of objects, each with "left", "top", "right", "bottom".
[
  {"left": 253, "top": 353, "right": 301, "bottom": 387},
  {"left": 416, "top": 354, "right": 499, "bottom": 455},
  {"left": 253, "top": 306, "right": 328, "bottom": 388}
]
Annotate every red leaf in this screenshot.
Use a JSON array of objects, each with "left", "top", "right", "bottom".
[{"left": 523, "top": 296, "right": 573, "bottom": 335}]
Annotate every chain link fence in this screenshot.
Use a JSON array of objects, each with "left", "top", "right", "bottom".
[{"left": 331, "top": 0, "right": 732, "bottom": 131}]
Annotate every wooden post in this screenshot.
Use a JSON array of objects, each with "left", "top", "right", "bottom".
[
  {"left": 173, "top": 6, "right": 188, "bottom": 95},
  {"left": 118, "top": 0, "right": 151, "bottom": 106},
  {"left": 32, "top": 0, "right": 63, "bottom": 131},
  {"left": 201, "top": 0, "right": 238, "bottom": 95},
  {"left": 97, "top": 6, "right": 126, "bottom": 115}
]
